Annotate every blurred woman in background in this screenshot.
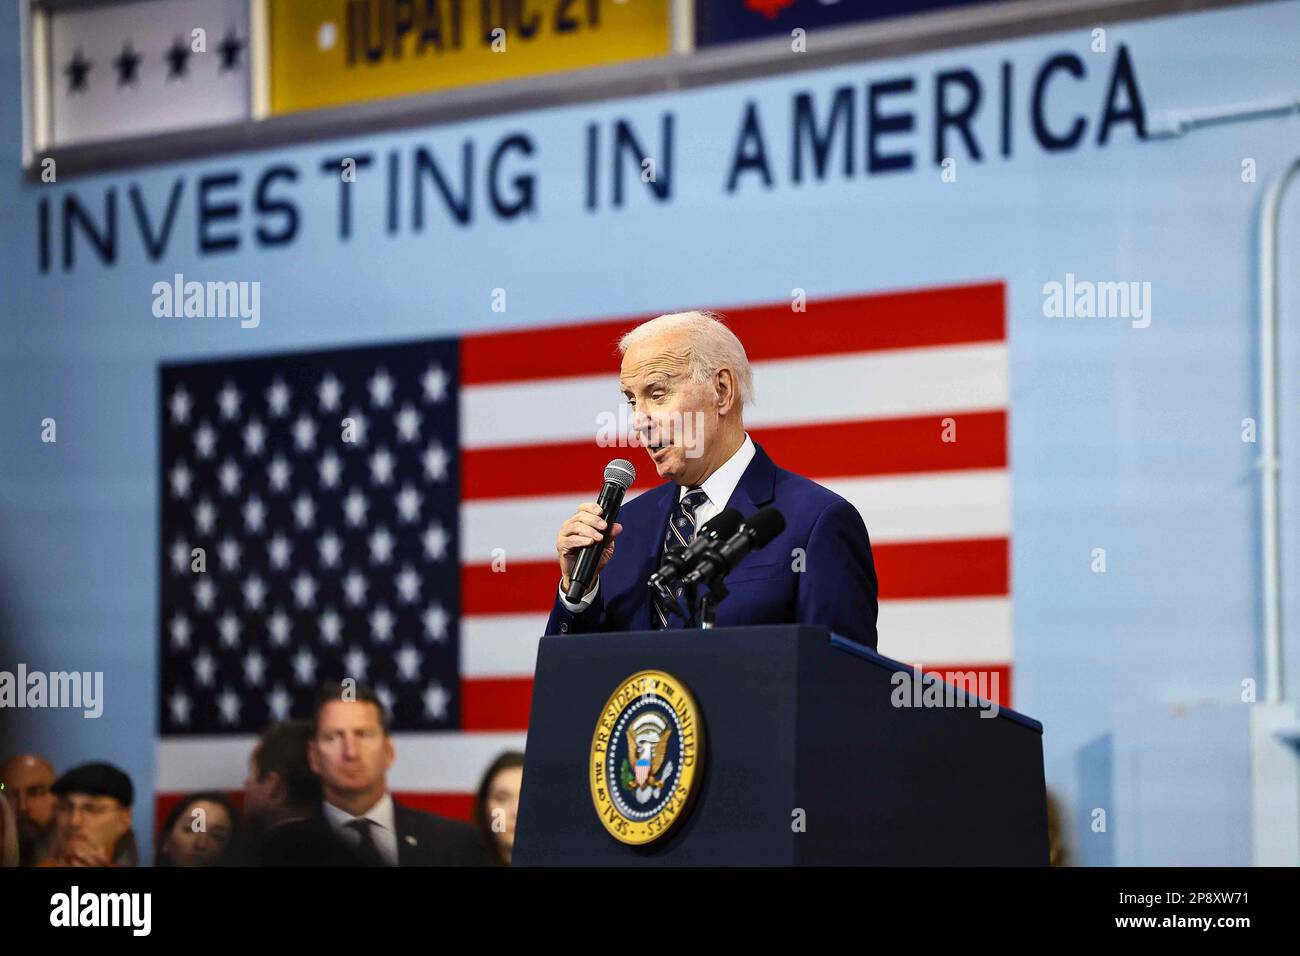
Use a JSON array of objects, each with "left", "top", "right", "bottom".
[
  {"left": 154, "top": 791, "right": 240, "bottom": 867},
  {"left": 473, "top": 751, "right": 524, "bottom": 866}
]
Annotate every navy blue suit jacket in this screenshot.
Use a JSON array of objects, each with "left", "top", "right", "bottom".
[{"left": 544, "top": 443, "right": 879, "bottom": 647}]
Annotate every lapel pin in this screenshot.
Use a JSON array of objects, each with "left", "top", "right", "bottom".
[{"left": 405, "top": 835, "right": 418, "bottom": 846}]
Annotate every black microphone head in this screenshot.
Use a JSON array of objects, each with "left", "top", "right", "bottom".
[
  {"left": 604, "top": 458, "right": 636, "bottom": 491},
  {"left": 743, "top": 507, "right": 786, "bottom": 547},
  {"left": 699, "top": 507, "right": 743, "bottom": 541}
]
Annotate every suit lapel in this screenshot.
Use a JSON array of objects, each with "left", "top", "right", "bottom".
[
  {"left": 392, "top": 803, "right": 416, "bottom": 866},
  {"left": 724, "top": 442, "right": 778, "bottom": 517}
]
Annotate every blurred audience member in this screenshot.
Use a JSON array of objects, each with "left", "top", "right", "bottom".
[
  {"left": 1046, "top": 789, "right": 1069, "bottom": 866},
  {"left": 223, "top": 720, "right": 321, "bottom": 865},
  {"left": 474, "top": 750, "right": 524, "bottom": 866},
  {"left": 0, "top": 753, "right": 57, "bottom": 865},
  {"left": 1, "top": 792, "right": 19, "bottom": 866},
  {"left": 261, "top": 683, "right": 486, "bottom": 866},
  {"left": 154, "top": 791, "right": 240, "bottom": 867},
  {"left": 243, "top": 719, "right": 320, "bottom": 831},
  {"left": 40, "top": 762, "right": 137, "bottom": 867}
]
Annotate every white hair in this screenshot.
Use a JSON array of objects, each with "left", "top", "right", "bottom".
[{"left": 618, "top": 310, "right": 755, "bottom": 409}]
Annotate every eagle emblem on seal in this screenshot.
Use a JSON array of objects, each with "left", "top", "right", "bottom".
[{"left": 620, "top": 712, "right": 675, "bottom": 804}]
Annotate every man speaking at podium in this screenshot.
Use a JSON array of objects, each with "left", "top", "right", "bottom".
[{"left": 545, "top": 311, "right": 879, "bottom": 648}]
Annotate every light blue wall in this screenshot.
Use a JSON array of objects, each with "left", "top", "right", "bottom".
[{"left": 2, "top": 1, "right": 1297, "bottom": 864}]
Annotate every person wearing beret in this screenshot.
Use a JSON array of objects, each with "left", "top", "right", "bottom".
[{"left": 38, "top": 762, "right": 139, "bottom": 867}]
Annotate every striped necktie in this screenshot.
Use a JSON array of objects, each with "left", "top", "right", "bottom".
[{"left": 652, "top": 487, "right": 708, "bottom": 629}]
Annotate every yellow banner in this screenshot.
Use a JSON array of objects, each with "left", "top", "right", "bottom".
[{"left": 270, "top": 0, "right": 671, "bottom": 114}]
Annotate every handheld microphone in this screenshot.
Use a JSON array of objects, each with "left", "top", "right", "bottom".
[
  {"left": 564, "top": 459, "right": 636, "bottom": 603},
  {"left": 681, "top": 507, "right": 787, "bottom": 587},
  {"left": 647, "top": 507, "right": 743, "bottom": 597}
]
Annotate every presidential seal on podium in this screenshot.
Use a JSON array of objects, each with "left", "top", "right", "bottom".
[{"left": 589, "top": 669, "right": 704, "bottom": 846}]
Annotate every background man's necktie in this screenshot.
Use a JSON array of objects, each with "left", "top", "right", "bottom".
[
  {"left": 344, "top": 817, "right": 389, "bottom": 866},
  {"left": 652, "top": 487, "right": 708, "bottom": 629}
]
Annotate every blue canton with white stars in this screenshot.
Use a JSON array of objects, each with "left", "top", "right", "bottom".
[{"left": 159, "top": 340, "right": 460, "bottom": 734}]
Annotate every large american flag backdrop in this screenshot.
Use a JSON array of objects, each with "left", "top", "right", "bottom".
[{"left": 156, "top": 281, "right": 1010, "bottom": 824}]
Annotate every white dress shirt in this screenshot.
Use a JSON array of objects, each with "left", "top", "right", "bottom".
[
  {"left": 321, "top": 792, "right": 399, "bottom": 865},
  {"left": 560, "top": 433, "right": 756, "bottom": 613}
]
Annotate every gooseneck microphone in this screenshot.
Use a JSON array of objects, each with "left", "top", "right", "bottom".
[
  {"left": 564, "top": 459, "right": 636, "bottom": 603},
  {"left": 681, "top": 507, "right": 787, "bottom": 588},
  {"left": 647, "top": 507, "right": 744, "bottom": 598}
]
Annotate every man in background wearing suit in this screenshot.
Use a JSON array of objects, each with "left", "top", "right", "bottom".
[
  {"left": 547, "top": 310, "right": 879, "bottom": 646},
  {"left": 260, "top": 683, "right": 486, "bottom": 866}
]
